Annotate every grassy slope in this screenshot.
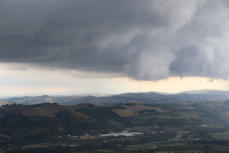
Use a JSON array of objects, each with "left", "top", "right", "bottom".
[{"left": 1, "top": 101, "right": 229, "bottom": 152}]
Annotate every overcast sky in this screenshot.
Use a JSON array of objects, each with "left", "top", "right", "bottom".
[{"left": 1, "top": 0, "right": 229, "bottom": 96}]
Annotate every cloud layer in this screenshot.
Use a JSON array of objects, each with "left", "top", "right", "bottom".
[{"left": 0, "top": 0, "right": 229, "bottom": 80}]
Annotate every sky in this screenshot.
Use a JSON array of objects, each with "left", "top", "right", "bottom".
[{"left": 1, "top": 0, "right": 229, "bottom": 96}]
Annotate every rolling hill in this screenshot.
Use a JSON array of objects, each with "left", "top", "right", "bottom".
[
  {"left": 2, "top": 101, "right": 229, "bottom": 152},
  {"left": 1, "top": 90, "right": 229, "bottom": 106}
]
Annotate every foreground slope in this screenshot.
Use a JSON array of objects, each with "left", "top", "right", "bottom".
[{"left": 2, "top": 101, "right": 229, "bottom": 152}]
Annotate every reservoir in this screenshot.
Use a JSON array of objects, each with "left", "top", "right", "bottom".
[{"left": 100, "top": 131, "right": 143, "bottom": 137}]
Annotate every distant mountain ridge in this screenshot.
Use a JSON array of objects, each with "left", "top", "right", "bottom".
[{"left": 1, "top": 90, "right": 229, "bottom": 106}]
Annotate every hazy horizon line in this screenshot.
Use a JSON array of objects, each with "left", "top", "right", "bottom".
[{"left": 1, "top": 89, "right": 229, "bottom": 99}]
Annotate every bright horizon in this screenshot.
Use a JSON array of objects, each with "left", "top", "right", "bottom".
[{"left": 1, "top": 63, "right": 229, "bottom": 97}]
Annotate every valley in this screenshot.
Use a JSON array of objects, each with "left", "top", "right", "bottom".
[{"left": 1, "top": 101, "right": 229, "bottom": 152}]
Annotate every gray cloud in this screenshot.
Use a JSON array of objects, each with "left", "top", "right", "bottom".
[{"left": 0, "top": 0, "right": 229, "bottom": 80}]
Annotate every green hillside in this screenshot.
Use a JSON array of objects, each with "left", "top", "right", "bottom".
[{"left": 1, "top": 101, "right": 229, "bottom": 152}]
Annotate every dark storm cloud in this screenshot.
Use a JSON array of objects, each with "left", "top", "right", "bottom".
[
  {"left": 170, "top": 47, "right": 206, "bottom": 77},
  {"left": 0, "top": 0, "right": 229, "bottom": 80}
]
